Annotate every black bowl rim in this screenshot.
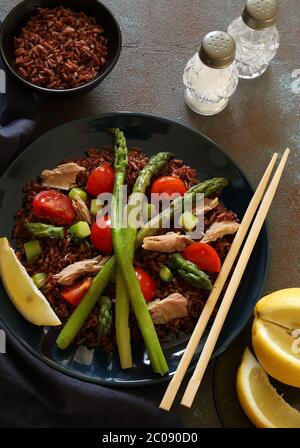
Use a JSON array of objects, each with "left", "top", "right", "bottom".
[
  {"left": 0, "top": 0, "right": 122, "bottom": 94},
  {"left": 0, "top": 112, "right": 270, "bottom": 387}
]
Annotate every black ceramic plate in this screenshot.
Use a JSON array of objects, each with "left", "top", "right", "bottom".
[{"left": 0, "top": 113, "right": 269, "bottom": 386}]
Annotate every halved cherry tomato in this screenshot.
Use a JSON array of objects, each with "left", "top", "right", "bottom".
[
  {"left": 32, "top": 190, "right": 75, "bottom": 225},
  {"left": 86, "top": 163, "right": 115, "bottom": 197},
  {"left": 151, "top": 176, "right": 187, "bottom": 197},
  {"left": 134, "top": 266, "right": 156, "bottom": 302},
  {"left": 61, "top": 277, "right": 92, "bottom": 306},
  {"left": 90, "top": 215, "right": 113, "bottom": 254},
  {"left": 182, "top": 242, "right": 221, "bottom": 273}
]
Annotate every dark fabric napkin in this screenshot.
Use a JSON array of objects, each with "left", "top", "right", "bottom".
[
  {"left": 0, "top": 59, "right": 179, "bottom": 428},
  {"left": 0, "top": 60, "right": 37, "bottom": 174}
]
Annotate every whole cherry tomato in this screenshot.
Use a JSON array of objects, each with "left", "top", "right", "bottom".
[
  {"left": 151, "top": 176, "right": 187, "bottom": 197},
  {"left": 86, "top": 163, "right": 115, "bottom": 197},
  {"left": 32, "top": 190, "right": 75, "bottom": 225}
]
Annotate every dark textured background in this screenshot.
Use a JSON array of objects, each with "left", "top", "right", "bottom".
[{"left": 0, "top": 0, "right": 299, "bottom": 427}]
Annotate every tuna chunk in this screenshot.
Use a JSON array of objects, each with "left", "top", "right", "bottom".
[
  {"left": 72, "top": 196, "right": 91, "bottom": 224},
  {"left": 194, "top": 197, "right": 219, "bottom": 215},
  {"left": 53, "top": 256, "right": 109, "bottom": 286},
  {"left": 147, "top": 293, "right": 188, "bottom": 324},
  {"left": 201, "top": 220, "right": 240, "bottom": 243},
  {"left": 41, "top": 162, "right": 86, "bottom": 190},
  {"left": 142, "top": 232, "right": 193, "bottom": 253}
]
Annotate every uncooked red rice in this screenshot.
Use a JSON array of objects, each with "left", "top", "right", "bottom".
[{"left": 14, "top": 6, "right": 108, "bottom": 89}]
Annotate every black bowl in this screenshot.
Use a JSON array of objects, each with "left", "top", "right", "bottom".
[{"left": 0, "top": 0, "right": 122, "bottom": 95}]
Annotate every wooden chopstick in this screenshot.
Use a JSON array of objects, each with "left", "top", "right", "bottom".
[
  {"left": 181, "top": 148, "right": 290, "bottom": 408},
  {"left": 159, "top": 152, "right": 278, "bottom": 412}
]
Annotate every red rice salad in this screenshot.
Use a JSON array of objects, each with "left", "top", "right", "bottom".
[{"left": 11, "top": 129, "right": 239, "bottom": 373}]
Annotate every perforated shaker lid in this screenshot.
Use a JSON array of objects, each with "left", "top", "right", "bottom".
[
  {"left": 242, "top": 0, "right": 279, "bottom": 30},
  {"left": 198, "top": 31, "right": 236, "bottom": 69}
]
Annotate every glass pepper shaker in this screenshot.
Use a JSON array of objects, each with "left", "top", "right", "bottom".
[
  {"left": 227, "top": 0, "right": 279, "bottom": 79},
  {"left": 183, "top": 31, "right": 239, "bottom": 116}
]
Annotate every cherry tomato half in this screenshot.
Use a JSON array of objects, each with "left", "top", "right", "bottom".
[
  {"left": 61, "top": 277, "right": 92, "bottom": 306},
  {"left": 151, "top": 176, "right": 187, "bottom": 197},
  {"left": 32, "top": 190, "right": 75, "bottom": 226},
  {"left": 86, "top": 163, "right": 115, "bottom": 197},
  {"left": 90, "top": 216, "right": 113, "bottom": 254},
  {"left": 134, "top": 266, "right": 156, "bottom": 302},
  {"left": 182, "top": 242, "right": 221, "bottom": 273}
]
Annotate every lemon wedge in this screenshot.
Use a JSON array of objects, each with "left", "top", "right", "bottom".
[
  {"left": 255, "top": 288, "right": 300, "bottom": 330},
  {"left": 252, "top": 317, "right": 300, "bottom": 387},
  {"left": 0, "top": 237, "right": 61, "bottom": 326},
  {"left": 237, "top": 348, "right": 300, "bottom": 428}
]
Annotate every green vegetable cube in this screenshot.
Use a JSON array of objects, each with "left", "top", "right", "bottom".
[
  {"left": 159, "top": 265, "right": 173, "bottom": 283},
  {"left": 90, "top": 199, "right": 103, "bottom": 216},
  {"left": 32, "top": 272, "right": 47, "bottom": 289},
  {"left": 179, "top": 211, "right": 199, "bottom": 232},
  {"left": 68, "top": 188, "right": 87, "bottom": 202},
  {"left": 69, "top": 221, "right": 91, "bottom": 239},
  {"left": 24, "top": 240, "right": 42, "bottom": 262}
]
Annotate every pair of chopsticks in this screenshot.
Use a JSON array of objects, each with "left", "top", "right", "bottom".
[{"left": 160, "top": 148, "right": 290, "bottom": 411}]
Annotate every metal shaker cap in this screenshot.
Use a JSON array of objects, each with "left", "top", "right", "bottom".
[
  {"left": 242, "top": 0, "right": 279, "bottom": 30},
  {"left": 198, "top": 31, "right": 236, "bottom": 69}
]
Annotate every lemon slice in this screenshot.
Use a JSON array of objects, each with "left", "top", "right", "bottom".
[
  {"left": 252, "top": 317, "right": 300, "bottom": 387},
  {"left": 255, "top": 288, "right": 300, "bottom": 330},
  {"left": 237, "top": 348, "right": 300, "bottom": 428},
  {"left": 0, "top": 237, "right": 61, "bottom": 326}
]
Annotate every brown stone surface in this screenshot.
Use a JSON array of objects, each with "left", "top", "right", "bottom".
[{"left": 1, "top": 0, "right": 299, "bottom": 427}]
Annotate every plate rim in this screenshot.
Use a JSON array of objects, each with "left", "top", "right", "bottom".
[{"left": 0, "top": 111, "right": 270, "bottom": 387}]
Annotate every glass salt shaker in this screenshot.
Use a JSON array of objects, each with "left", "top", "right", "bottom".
[
  {"left": 183, "top": 31, "right": 239, "bottom": 116},
  {"left": 227, "top": 0, "right": 279, "bottom": 79}
]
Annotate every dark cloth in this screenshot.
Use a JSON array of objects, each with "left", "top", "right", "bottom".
[
  {"left": 0, "top": 330, "right": 178, "bottom": 428},
  {"left": 0, "top": 58, "right": 37, "bottom": 174},
  {"left": 0, "top": 59, "right": 179, "bottom": 428}
]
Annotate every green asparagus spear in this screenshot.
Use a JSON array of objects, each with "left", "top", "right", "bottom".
[
  {"left": 98, "top": 296, "right": 113, "bottom": 337},
  {"left": 116, "top": 151, "right": 172, "bottom": 369},
  {"left": 187, "top": 177, "right": 229, "bottom": 197},
  {"left": 110, "top": 128, "right": 168, "bottom": 375},
  {"left": 169, "top": 253, "right": 212, "bottom": 290},
  {"left": 25, "top": 222, "right": 64, "bottom": 239},
  {"left": 107, "top": 127, "right": 133, "bottom": 369},
  {"left": 56, "top": 177, "right": 228, "bottom": 350}
]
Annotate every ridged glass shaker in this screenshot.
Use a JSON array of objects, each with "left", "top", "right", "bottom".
[
  {"left": 227, "top": 0, "right": 279, "bottom": 79},
  {"left": 183, "top": 31, "right": 239, "bottom": 116}
]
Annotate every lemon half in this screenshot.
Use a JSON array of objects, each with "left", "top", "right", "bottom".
[
  {"left": 237, "top": 348, "right": 300, "bottom": 428},
  {"left": 255, "top": 288, "right": 300, "bottom": 330},
  {"left": 0, "top": 237, "right": 61, "bottom": 326},
  {"left": 252, "top": 288, "right": 300, "bottom": 388},
  {"left": 252, "top": 317, "right": 300, "bottom": 387}
]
